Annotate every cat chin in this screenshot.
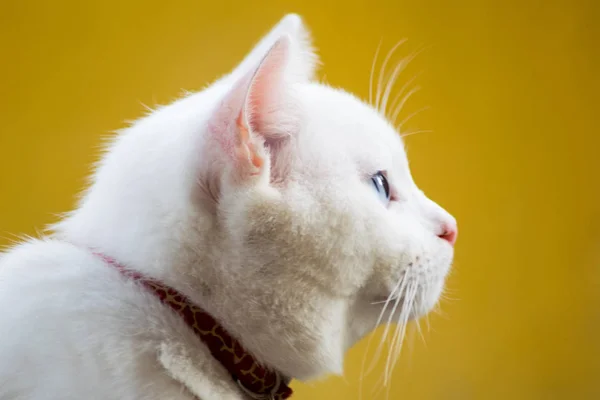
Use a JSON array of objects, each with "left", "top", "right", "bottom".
[{"left": 413, "top": 280, "right": 447, "bottom": 317}]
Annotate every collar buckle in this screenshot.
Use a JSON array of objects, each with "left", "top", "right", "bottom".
[{"left": 236, "top": 372, "right": 281, "bottom": 400}]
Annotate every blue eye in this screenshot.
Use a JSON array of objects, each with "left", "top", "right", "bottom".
[{"left": 371, "top": 171, "right": 391, "bottom": 204}]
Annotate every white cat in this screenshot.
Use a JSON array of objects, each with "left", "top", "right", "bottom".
[{"left": 0, "top": 14, "right": 457, "bottom": 400}]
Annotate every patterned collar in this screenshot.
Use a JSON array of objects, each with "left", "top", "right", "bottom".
[{"left": 94, "top": 252, "right": 293, "bottom": 399}]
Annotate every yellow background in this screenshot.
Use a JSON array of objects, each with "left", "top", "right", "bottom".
[{"left": 1, "top": 1, "right": 598, "bottom": 399}]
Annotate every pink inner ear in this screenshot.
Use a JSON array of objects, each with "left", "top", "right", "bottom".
[
  {"left": 236, "top": 112, "right": 263, "bottom": 170},
  {"left": 207, "top": 35, "right": 298, "bottom": 182},
  {"left": 242, "top": 37, "right": 291, "bottom": 139}
]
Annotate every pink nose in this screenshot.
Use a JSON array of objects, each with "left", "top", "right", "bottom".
[{"left": 438, "top": 223, "right": 458, "bottom": 246}]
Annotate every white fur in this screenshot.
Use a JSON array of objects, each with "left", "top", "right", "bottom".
[{"left": 0, "top": 14, "right": 456, "bottom": 400}]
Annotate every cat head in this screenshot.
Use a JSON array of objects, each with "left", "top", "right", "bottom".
[{"left": 56, "top": 14, "right": 456, "bottom": 382}]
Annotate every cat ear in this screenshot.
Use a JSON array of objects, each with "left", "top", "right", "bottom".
[
  {"left": 208, "top": 34, "right": 305, "bottom": 184},
  {"left": 231, "top": 13, "right": 318, "bottom": 83}
]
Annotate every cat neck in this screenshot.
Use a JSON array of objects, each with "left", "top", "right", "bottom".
[
  {"left": 92, "top": 250, "right": 294, "bottom": 399},
  {"left": 54, "top": 197, "right": 218, "bottom": 306}
]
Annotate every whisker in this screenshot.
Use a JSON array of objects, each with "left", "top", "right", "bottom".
[
  {"left": 397, "top": 106, "right": 430, "bottom": 131},
  {"left": 386, "top": 282, "right": 415, "bottom": 369},
  {"left": 380, "top": 47, "right": 424, "bottom": 118},
  {"left": 442, "top": 285, "right": 460, "bottom": 295},
  {"left": 366, "top": 297, "right": 401, "bottom": 377},
  {"left": 370, "top": 296, "right": 401, "bottom": 305},
  {"left": 376, "top": 39, "right": 407, "bottom": 112},
  {"left": 370, "top": 373, "right": 386, "bottom": 399},
  {"left": 378, "top": 280, "right": 418, "bottom": 400},
  {"left": 383, "top": 320, "right": 400, "bottom": 386},
  {"left": 391, "top": 85, "right": 422, "bottom": 127},
  {"left": 369, "top": 39, "right": 383, "bottom": 107},
  {"left": 388, "top": 72, "right": 422, "bottom": 122},
  {"left": 440, "top": 293, "right": 459, "bottom": 302},
  {"left": 380, "top": 58, "right": 410, "bottom": 117},
  {"left": 358, "top": 275, "right": 405, "bottom": 399},
  {"left": 383, "top": 279, "right": 414, "bottom": 386},
  {"left": 386, "top": 280, "right": 417, "bottom": 379},
  {"left": 365, "top": 275, "right": 409, "bottom": 376},
  {"left": 434, "top": 303, "right": 450, "bottom": 320},
  {"left": 399, "top": 129, "right": 433, "bottom": 138},
  {"left": 415, "top": 319, "right": 427, "bottom": 348}
]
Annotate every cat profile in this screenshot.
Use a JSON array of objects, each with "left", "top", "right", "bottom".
[{"left": 0, "top": 13, "right": 456, "bottom": 400}]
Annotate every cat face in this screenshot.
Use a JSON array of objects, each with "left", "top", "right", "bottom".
[
  {"left": 218, "top": 83, "right": 456, "bottom": 330},
  {"left": 201, "top": 16, "right": 457, "bottom": 378},
  {"left": 58, "top": 14, "right": 456, "bottom": 382}
]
